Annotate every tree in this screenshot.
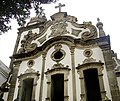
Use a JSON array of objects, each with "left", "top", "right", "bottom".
[{"left": 0, "top": 0, "right": 58, "bottom": 34}]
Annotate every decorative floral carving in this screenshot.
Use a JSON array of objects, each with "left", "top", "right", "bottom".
[
  {"left": 49, "top": 21, "right": 69, "bottom": 37},
  {"left": 18, "top": 31, "right": 37, "bottom": 53}
]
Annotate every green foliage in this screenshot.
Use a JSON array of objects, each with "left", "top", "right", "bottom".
[{"left": 0, "top": 0, "right": 57, "bottom": 34}]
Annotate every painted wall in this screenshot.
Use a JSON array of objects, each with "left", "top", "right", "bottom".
[
  {"left": 13, "top": 43, "right": 112, "bottom": 101},
  {"left": 117, "top": 76, "right": 120, "bottom": 90}
]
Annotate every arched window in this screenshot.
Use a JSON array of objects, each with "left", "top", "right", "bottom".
[
  {"left": 16, "top": 72, "right": 40, "bottom": 101},
  {"left": 20, "top": 78, "right": 34, "bottom": 101},
  {"left": 45, "top": 66, "right": 71, "bottom": 101}
]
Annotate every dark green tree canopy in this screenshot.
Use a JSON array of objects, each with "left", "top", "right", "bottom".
[{"left": 0, "top": 0, "right": 58, "bottom": 34}]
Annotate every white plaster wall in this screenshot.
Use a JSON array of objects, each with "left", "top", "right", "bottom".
[
  {"left": 45, "top": 44, "right": 71, "bottom": 71},
  {"left": 44, "top": 44, "right": 74, "bottom": 100},
  {"left": 92, "top": 47, "right": 112, "bottom": 100},
  {"left": 68, "top": 70, "right": 73, "bottom": 101},
  {"left": 13, "top": 43, "right": 112, "bottom": 101},
  {"left": 42, "top": 75, "right": 47, "bottom": 101},
  {"left": 75, "top": 49, "right": 85, "bottom": 66},
  {"left": 0, "top": 74, "right": 6, "bottom": 86},
  {"left": 75, "top": 47, "right": 112, "bottom": 100},
  {"left": 117, "top": 76, "right": 120, "bottom": 91},
  {"left": 13, "top": 56, "right": 42, "bottom": 100},
  {"left": 13, "top": 60, "right": 28, "bottom": 100},
  {"left": 75, "top": 68, "right": 81, "bottom": 100},
  {"left": 3, "top": 92, "right": 9, "bottom": 101}
]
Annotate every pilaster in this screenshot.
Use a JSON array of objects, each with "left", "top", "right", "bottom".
[
  {"left": 39, "top": 52, "right": 46, "bottom": 101},
  {"left": 7, "top": 61, "right": 21, "bottom": 101},
  {"left": 102, "top": 48, "right": 120, "bottom": 101},
  {"left": 70, "top": 46, "right": 77, "bottom": 101},
  {"left": 97, "top": 35, "right": 120, "bottom": 101}
]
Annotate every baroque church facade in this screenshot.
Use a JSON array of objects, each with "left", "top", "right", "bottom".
[{"left": 2, "top": 3, "right": 120, "bottom": 101}]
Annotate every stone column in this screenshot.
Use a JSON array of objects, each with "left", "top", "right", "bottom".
[
  {"left": 64, "top": 71, "right": 69, "bottom": 101},
  {"left": 32, "top": 73, "right": 40, "bottom": 101},
  {"left": 46, "top": 75, "right": 50, "bottom": 101},
  {"left": 7, "top": 61, "right": 21, "bottom": 101},
  {"left": 9, "top": 31, "right": 22, "bottom": 70},
  {"left": 39, "top": 52, "right": 46, "bottom": 101},
  {"left": 70, "top": 47, "right": 77, "bottom": 101},
  {"left": 77, "top": 67, "right": 85, "bottom": 101},
  {"left": 102, "top": 49, "right": 120, "bottom": 101}
]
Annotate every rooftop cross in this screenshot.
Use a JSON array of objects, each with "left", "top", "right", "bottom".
[{"left": 55, "top": 3, "right": 65, "bottom": 12}]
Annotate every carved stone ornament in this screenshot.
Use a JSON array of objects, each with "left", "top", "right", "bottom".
[
  {"left": 18, "top": 30, "right": 37, "bottom": 53},
  {"left": 51, "top": 44, "right": 66, "bottom": 63},
  {"left": 81, "top": 21, "right": 98, "bottom": 41},
  {"left": 83, "top": 49, "right": 96, "bottom": 64},
  {"left": 23, "top": 60, "right": 36, "bottom": 73},
  {"left": 49, "top": 21, "right": 69, "bottom": 37},
  {"left": 83, "top": 49, "right": 93, "bottom": 58},
  {"left": 27, "top": 60, "right": 35, "bottom": 68}
]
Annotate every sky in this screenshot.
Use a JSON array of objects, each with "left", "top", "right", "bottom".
[{"left": 0, "top": 0, "right": 120, "bottom": 67}]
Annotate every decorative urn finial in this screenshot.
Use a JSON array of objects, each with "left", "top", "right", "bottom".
[{"left": 96, "top": 18, "right": 106, "bottom": 37}]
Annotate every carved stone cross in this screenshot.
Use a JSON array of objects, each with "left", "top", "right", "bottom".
[{"left": 55, "top": 3, "right": 65, "bottom": 12}]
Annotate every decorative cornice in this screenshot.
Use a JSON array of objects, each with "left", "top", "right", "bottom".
[
  {"left": 76, "top": 62, "right": 104, "bottom": 70},
  {"left": 18, "top": 72, "right": 40, "bottom": 79},
  {"left": 12, "top": 35, "right": 110, "bottom": 60},
  {"left": 45, "top": 67, "right": 71, "bottom": 75}
]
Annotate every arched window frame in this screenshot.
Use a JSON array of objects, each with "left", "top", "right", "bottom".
[
  {"left": 45, "top": 66, "right": 71, "bottom": 101},
  {"left": 17, "top": 72, "right": 40, "bottom": 101}
]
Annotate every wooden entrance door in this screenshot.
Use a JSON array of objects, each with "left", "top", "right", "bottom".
[
  {"left": 51, "top": 74, "right": 64, "bottom": 101},
  {"left": 83, "top": 69, "right": 102, "bottom": 101}
]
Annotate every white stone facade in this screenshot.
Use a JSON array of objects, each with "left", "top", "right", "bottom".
[{"left": 5, "top": 12, "right": 120, "bottom": 101}]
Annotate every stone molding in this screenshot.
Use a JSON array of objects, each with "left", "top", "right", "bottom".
[
  {"left": 45, "top": 66, "right": 71, "bottom": 101},
  {"left": 16, "top": 71, "right": 40, "bottom": 101},
  {"left": 76, "top": 62, "right": 110, "bottom": 101}
]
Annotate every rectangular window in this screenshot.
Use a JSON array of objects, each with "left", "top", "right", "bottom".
[
  {"left": 51, "top": 74, "right": 64, "bottom": 101},
  {"left": 21, "top": 78, "right": 34, "bottom": 101},
  {"left": 83, "top": 69, "right": 102, "bottom": 101}
]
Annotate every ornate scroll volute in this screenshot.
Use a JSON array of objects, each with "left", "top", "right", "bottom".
[
  {"left": 18, "top": 30, "right": 37, "bottom": 54},
  {"left": 49, "top": 12, "right": 70, "bottom": 38},
  {"left": 81, "top": 21, "right": 98, "bottom": 41}
]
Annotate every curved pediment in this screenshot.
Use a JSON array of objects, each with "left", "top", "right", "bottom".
[{"left": 17, "top": 12, "right": 98, "bottom": 57}]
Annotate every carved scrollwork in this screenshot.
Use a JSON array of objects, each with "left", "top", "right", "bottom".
[
  {"left": 49, "top": 21, "right": 69, "bottom": 37},
  {"left": 24, "top": 43, "right": 37, "bottom": 52},
  {"left": 18, "top": 21, "right": 52, "bottom": 54},
  {"left": 18, "top": 31, "right": 37, "bottom": 53},
  {"left": 81, "top": 22, "right": 98, "bottom": 41}
]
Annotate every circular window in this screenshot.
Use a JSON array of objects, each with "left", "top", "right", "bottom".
[
  {"left": 51, "top": 49, "right": 66, "bottom": 62},
  {"left": 54, "top": 51, "right": 63, "bottom": 59},
  {"left": 27, "top": 60, "right": 35, "bottom": 68},
  {"left": 83, "top": 49, "right": 93, "bottom": 58}
]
